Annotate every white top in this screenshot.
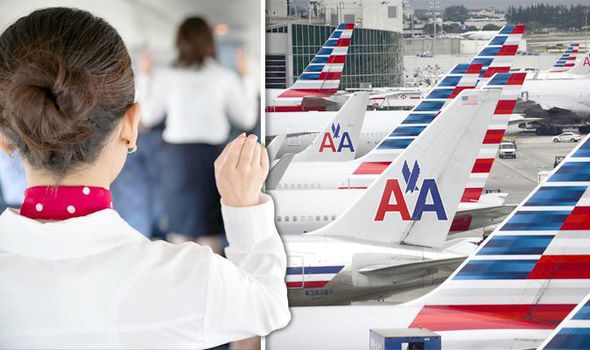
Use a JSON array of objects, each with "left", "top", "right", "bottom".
[
  {"left": 0, "top": 194, "right": 290, "bottom": 349},
  {"left": 137, "top": 59, "right": 258, "bottom": 145}
]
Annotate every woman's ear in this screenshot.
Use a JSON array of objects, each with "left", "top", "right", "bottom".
[
  {"left": 0, "top": 131, "right": 15, "bottom": 156},
  {"left": 120, "top": 103, "right": 141, "bottom": 149}
]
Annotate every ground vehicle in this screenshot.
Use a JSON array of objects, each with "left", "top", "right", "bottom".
[
  {"left": 499, "top": 142, "right": 517, "bottom": 159},
  {"left": 553, "top": 131, "right": 581, "bottom": 142},
  {"left": 554, "top": 155, "right": 566, "bottom": 168}
]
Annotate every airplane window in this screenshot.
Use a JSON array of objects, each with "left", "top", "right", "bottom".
[
  {"left": 331, "top": 215, "right": 336, "bottom": 220},
  {"left": 285, "top": 216, "right": 289, "bottom": 222},
  {"left": 303, "top": 183, "right": 308, "bottom": 189},
  {"left": 308, "top": 216, "right": 313, "bottom": 221},
  {"left": 293, "top": 216, "right": 297, "bottom": 222},
  {"left": 323, "top": 215, "right": 328, "bottom": 221},
  {"left": 316, "top": 216, "right": 320, "bottom": 221},
  {"left": 277, "top": 216, "right": 282, "bottom": 222}
]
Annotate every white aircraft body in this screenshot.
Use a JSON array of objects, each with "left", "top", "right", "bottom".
[
  {"left": 521, "top": 75, "right": 590, "bottom": 118},
  {"left": 269, "top": 118, "right": 590, "bottom": 350},
  {"left": 272, "top": 190, "right": 511, "bottom": 235},
  {"left": 282, "top": 87, "right": 501, "bottom": 306}
]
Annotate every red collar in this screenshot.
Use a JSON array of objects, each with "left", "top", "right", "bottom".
[{"left": 20, "top": 186, "right": 113, "bottom": 220}]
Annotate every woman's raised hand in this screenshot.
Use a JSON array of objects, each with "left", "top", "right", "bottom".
[{"left": 214, "top": 133, "right": 269, "bottom": 207}]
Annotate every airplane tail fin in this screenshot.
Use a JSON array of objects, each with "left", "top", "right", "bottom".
[
  {"left": 346, "top": 25, "right": 524, "bottom": 187},
  {"left": 461, "top": 72, "right": 526, "bottom": 203},
  {"left": 292, "top": 92, "right": 368, "bottom": 162},
  {"left": 309, "top": 89, "right": 501, "bottom": 248},
  {"left": 410, "top": 132, "right": 590, "bottom": 334},
  {"left": 278, "top": 23, "right": 354, "bottom": 98},
  {"left": 550, "top": 42, "right": 580, "bottom": 72},
  {"left": 347, "top": 62, "right": 483, "bottom": 184},
  {"left": 472, "top": 24, "right": 525, "bottom": 85},
  {"left": 568, "top": 50, "right": 590, "bottom": 75}
]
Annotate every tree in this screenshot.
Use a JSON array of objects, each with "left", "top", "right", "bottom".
[
  {"left": 482, "top": 24, "right": 501, "bottom": 31},
  {"left": 505, "top": 4, "right": 590, "bottom": 31},
  {"left": 444, "top": 5, "right": 469, "bottom": 23}
]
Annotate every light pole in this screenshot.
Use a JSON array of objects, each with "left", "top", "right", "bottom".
[{"left": 428, "top": 0, "right": 440, "bottom": 55}]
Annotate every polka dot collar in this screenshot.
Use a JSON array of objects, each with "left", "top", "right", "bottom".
[{"left": 20, "top": 186, "right": 113, "bottom": 220}]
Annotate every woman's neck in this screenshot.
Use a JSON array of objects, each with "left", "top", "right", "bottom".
[{"left": 24, "top": 162, "right": 111, "bottom": 189}]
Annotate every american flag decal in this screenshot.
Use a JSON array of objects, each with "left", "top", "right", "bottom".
[{"left": 461, "top": 94, "right": 479, "bottom": 105}]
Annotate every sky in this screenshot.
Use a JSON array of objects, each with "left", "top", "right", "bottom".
[{"left": 408, "top": 0, "right": 590, "bottom": 10}]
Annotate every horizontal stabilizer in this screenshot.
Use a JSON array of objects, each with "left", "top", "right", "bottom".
[
  {"left": 358, "top": 257, "right": 465, "bottom": 276},
  {"left": 266, "top": 134, "right": 286, "bottom": 163},
  {"left": 266, "top": 154, "right": 294, "bottom": 190}
]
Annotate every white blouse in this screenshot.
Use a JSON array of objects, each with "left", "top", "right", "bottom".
[
  {"left": 137, "top": 59, "right": 258, "bottom": 145},
  {"left": 0, "top": 194, "right": 290, "bottom": 349}
]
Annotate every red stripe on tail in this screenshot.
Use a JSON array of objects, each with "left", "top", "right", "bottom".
[
  {"left": 528, "top": 255, "right": 590, "bottom": 279},
  {"left": 483, "top": 129, "right": 505, "bottom": 144},
  {"left": 461, "top": 188, "right": 484, "bottom": 203},
  {"left": 410, "top": 304, "right": 573, "bottom": 331},
  {"left": 561, "top": 207, "right": 590, "bottom": 230},
  {"left": 353, "top": 162, "right": 390, "bottom": 175},
  {"left": 494, "top": 100, "right": 516, "bottom": 115},
  {"left": 482, "top": 66, "right": 510, "bottom": 78},
  {"left": 472, "top": 158, "right": 494, "bottom": 173}
]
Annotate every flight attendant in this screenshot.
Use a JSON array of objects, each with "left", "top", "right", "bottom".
[
  {"left": 0, "top": 7, "right": 289, "bottom": 348},
  {"left": 138, "top": 17, "right": 258, "bottom": 248}
]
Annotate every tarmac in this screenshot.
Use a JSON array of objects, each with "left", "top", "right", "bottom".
[{"left": 485, "top": 134, "right": 579, "bottom": 204}]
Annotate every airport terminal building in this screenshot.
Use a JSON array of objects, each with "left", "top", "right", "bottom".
[{"left": 266, "top": 23, "right": 403, "bottom": 90}]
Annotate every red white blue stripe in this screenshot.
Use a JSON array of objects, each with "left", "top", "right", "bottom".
[
  {"left": 286, "top": 265, "right": 345, "bottom": 289},
  {"left": 410, "top": 133, "right": 590, "bottom": 334},
  {"left": 281, "top": 23, "right": 354, "bottom": 97},
  {"left": 551, "top": 43, "right": 580, "bottom": 72},
  {"left": 345, "top": 24, "right": 524, "bottom": 191},
  {"left": 460, "top": 72, "right": 526, "bottom": 204},
  {"left": 267, "top": 23, "right": 354, "bottom": 112}
]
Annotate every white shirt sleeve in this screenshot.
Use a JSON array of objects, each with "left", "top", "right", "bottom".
[
  {"left": 201, "top": 194, "right": 291, "bottom": 348},
  {"left": 225, "top": 71, "right": 259, "bottom": 132},
  {"left": 136, "top": 70, "right": 167, "bottom": 128}
]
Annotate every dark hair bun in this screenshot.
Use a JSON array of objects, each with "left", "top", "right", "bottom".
[
  {"left": 6, "top": 52, "right": 97, "bottom": 158},
  {"left": 0, "top": 7, "right": 135, "bottom": 175}
]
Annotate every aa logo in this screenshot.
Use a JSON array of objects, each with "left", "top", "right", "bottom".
[
  {"left": 374, "top": 160, "right": 447, "bottom": 221},
  {"left": 584, "top": 56, "right": 590, "bottom": 67},
  {"left": 319, "top": 123, "right": 354, "bottom": 153}
]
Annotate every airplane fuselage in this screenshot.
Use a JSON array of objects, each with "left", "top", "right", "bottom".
[
  {"left": 271, "top": 190, "right": 510, "bottom": 234},
  {"left": 521, "top": 78, "right": 590, "bottom": 117},
  {"left": 283, "top": 235, "right": 473, "bottom": 306}
]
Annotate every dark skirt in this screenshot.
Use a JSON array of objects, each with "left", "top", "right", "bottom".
[{"left": 160, "top": 142, "right": 223, "bottom": 237}]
